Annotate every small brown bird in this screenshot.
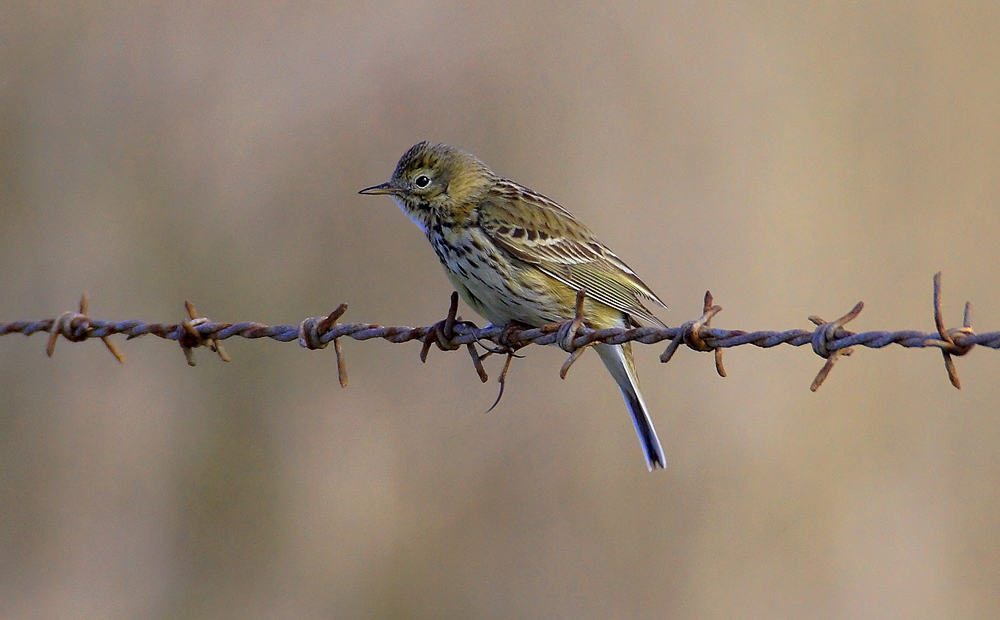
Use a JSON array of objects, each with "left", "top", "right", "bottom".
[{"left": 360, "top": 142, "right": 667, "bottom": 469}]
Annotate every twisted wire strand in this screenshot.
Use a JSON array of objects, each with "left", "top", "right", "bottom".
[{"left": 1, "top": 273, "right": 993, "bottom": 391}]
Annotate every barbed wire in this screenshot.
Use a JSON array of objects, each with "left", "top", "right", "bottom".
[{"left": 1, "top": 273, "right": 995, "bottom": 393}]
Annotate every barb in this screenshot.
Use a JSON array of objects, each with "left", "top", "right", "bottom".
[
  {"left": 807, "top": 301, "right": 864, "bottom": 392},
  {"left": 3, "top": 273, "right": 997, "bottom": 391},
  {"left": 180, "top": 300, "right": 230, "bottom": 366}
]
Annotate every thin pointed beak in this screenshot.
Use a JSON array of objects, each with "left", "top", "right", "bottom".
[{"left": 358, "top": 182, "right": 396, "bottom": 196}]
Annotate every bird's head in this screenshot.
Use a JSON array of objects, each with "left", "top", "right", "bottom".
[{"left": 359, "top": 141, "right": 495, "bottom": 223}]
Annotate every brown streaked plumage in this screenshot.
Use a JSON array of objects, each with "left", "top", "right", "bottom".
[{"left": 360, "top": 141, "right": 668, "bottom": 470}]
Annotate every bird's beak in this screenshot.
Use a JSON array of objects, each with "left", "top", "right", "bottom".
[{"left": 358, "top": 182, "right": 396, "bottom": 196}]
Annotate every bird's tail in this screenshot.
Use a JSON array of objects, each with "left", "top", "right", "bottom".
[{"left": 594, "top": 342, "right": 666, "bottom": 470}]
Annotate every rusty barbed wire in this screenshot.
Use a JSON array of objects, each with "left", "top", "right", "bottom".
[{"left": 2, "top": 273, "right": 997, "bottom": 392}]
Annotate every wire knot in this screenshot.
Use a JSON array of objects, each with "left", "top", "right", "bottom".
[
  {"left": 943, "top": 327, "right": 975, "bottom": 357},
  {"left": 298, "top": 304, "right": 347, "bottom": 350},
  {"left": 46, "top": 294, "right": 124, "bottom": 363},
  {"left": 683, "top": 293, "right": 722, "bottom": 349},
  {"left": 660, "top": 292, "right": 727, "bottom": 378},
  {"left": 807, "top": 301, "right": 864, "bottom": 391},
  {"left": 53, "top": 310, "right": 89, "bottom": 343},
  {"left": 297, "top": 304, "right": 349, "bottom": 387},
  {"left": 298, "top": 316, "right": 328, "bottom": 350},
  {"left": 179, "top": 301, "right": 230, "bottom": 367},
  {"left": 419, "top": 292, "right": 489, "bottom": 383},
  {"left": 420, "top": 292, "right": 465, "bottom": 359}
]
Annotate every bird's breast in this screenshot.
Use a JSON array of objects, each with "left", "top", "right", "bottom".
[{"left": 425, "top": 225, "right": 577, "bottom": 327}]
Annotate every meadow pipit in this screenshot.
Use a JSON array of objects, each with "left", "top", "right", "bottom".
[{"left": 360, "top": 142, "right": 668, "bottom": 470}]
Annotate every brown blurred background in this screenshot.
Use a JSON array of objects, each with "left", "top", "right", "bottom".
[{"left": 2, "top": 2, "right": 999, "bottom": 618}]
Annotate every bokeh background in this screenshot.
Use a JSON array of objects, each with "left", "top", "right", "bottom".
[{"left": 2, "top": 2, "right": 999, "bottom": 618}]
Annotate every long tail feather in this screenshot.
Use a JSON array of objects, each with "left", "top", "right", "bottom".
[{"left": 594, "top": 342, "right": 666, "bottom": 470}]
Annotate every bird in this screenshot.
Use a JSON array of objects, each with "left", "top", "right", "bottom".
[{"left": 359, "top": 141, "right": 668, "bottom": 470}]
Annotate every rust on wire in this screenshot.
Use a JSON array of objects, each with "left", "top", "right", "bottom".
[{"left": 3, "top": 273, "right": 998, "bottom": 393}]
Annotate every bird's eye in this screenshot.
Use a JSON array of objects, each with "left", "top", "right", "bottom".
[{"left": 414, "top": 175, "right": 431, "bottom": 188}]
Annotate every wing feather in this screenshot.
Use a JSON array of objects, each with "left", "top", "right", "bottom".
[{"left": 478, "top": 180, "right": 667, "bottom": 326}]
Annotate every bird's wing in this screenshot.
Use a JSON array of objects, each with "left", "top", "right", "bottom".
[{"left": 478, "top": 180, "right": 667, "bottom": 326}]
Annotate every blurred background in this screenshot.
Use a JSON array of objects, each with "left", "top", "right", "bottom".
[{"left": 1, "top": 2, "right": 999, "bottom": 618}]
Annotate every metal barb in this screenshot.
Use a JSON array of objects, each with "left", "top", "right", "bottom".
[
  {"left": 467, "top": 343, "right": 489, "bottom": 383},
  {"left": 322, "top": 305, "right": 350, "bottom": 388},
  {"left": 931, "top": 272, "right": 975, "bottom": 389},
  {"left": 701, "top": 292, "right": 727, "bottom": 377},
  {"left": 659, "top": 290, "right": 725, "bottom": 377}
]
